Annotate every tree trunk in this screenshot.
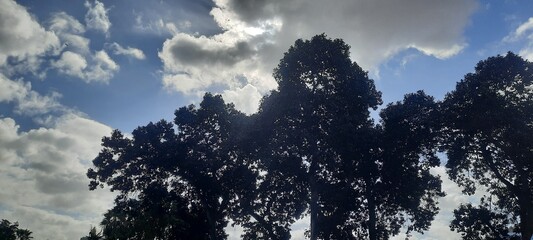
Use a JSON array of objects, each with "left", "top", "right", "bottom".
[
  {"left": 200, "top": 196, "right": 218, "bottom": 240},
  {"left": 518, "top": 197, "right": 533, "bottom": 240},
  {"left": 365, "top": 177, "right": 377, "bottom": 240},
  {"left": 309, "top": 160, "right": 319, "bottom": 240}
]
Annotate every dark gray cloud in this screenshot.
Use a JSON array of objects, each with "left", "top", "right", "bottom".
[
  {"left": 159, "top": 0, "right": 478, "bottom": 114},
  {"left": 227, "top": 0, "right": 284, "bottom": 22},
  {"left": 170, "top": 38, "right": 253, "bottom": 67}
]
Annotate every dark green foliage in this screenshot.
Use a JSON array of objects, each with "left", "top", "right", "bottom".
[
  {"left": 441, "top": 52, "right": 533, "bottom": 240},
  {"left": 450, "top": 202, "right": 519, "bottom": 240},
  {"left": 0, "top": 219, "right": 32, "bottom": 240}
]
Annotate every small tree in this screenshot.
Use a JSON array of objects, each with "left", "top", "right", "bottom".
[
  {"left": 0, "top": 219, "right": 32, "bottom": 240},
  {"left": 88, "top": 94, "right": 261, "bottom": 240}
]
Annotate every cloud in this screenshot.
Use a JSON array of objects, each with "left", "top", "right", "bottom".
[
  {"left": 505, "top": 17, "right": 533, "bottom": 41},
  {"left": 52, "top": 51, "right": 88, "bottom": 79},
  {"left": 0, "top": 74, "right": 63, "bottom": 116},
  {"left": 48, "top": 12, "right": 120, "bottom": 83},
  {"left": 133, "top": 13, "right": 191, "bottom": 36},
  {"left": 84, "top": 0, "right": 111, "bottom": 35},
  {"left": 222, "top": 84, "right": 262, "bottom": 114},
  {"left": 49, "top": 12, "right": 90, "bottom": 54},
  {"left": 107, "top": 42, "right": 146, "bottom": 60},
  {"left": 0, "top": 0, "right": 59, "bottom": 66},
  {"left": 0, "top": 113, "right": 115, "bottom": 240},
  {"left": 85, "top": 50, "right": 119, "bottom": 82},
  {"left": 52, "top": 50, "right": 119, "bottom": 84},
  {"left": 50, "top": 12, "right": 86, "bottom": 35},
  {"left": 159, "top": 0, "right": 477, "bottom": 114},
  {"left": 504, "top": 17, "right": 533, "bottom": 61}
]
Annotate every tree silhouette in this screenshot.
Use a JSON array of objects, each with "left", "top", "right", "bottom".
[
  {"left": 441, "top": 52, "right": 533, "bottom": 240},
  {"left": 0, "top": 219, "right": 32, "bottom": 240},
  {"left": 88, "top": 94, "right": 263, "bottom": 240},
  {"left": 81, "top": 227, "right": 103, "bottom": 240},
  {"left": 88, "top": 120, "right": 214, "bottom": 239},
  {"left": 374, "top": 91, "right": 444, "bottom": 238},
  {"left": 256, "top": 34, "right": 442, "bottom": 239},
  {"left": 88, "top": 34, "right": 445, "bottom": 240}
]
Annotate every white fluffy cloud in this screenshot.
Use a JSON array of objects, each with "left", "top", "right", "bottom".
[
  {"left": 107, "top": 42, "right": 146, "bottom": 60},
  {"left": 0, "top": 0, "right": 59, "bottom": 66},
  {"left": 48, "top": 11, "right": 120, "bottom": 83},
  {"left": 0, "top": 1, "right": 120, "bottom": 83},
  {"left": 84, "top": 0, "right": 111, "bottom": 34},
  {"left": 505, "top": 17, "right": 533, "bottom": 60},
  {"left": 0, "top": 74, "right": 63, "bottom": 115},
  {"left": 0, "top": 114, "right": 115, "bottom": 240},
  {"left": 159, "top": 0, "right": 477, "bottom": 113},
  {"left": 222, "top": 84, "right": 262, "bottom": 114},
  {"left": 52, "top": 50, "right": 119, "bottom": 84},
  {"left": 0, "top": 71, "right": 115, "bottom": 240},
  {"left": 52, "top": 51, "right": 88, "bottom": 79},
  {"left": 50, "top": 12, "right": 90, "bottom": 54}
]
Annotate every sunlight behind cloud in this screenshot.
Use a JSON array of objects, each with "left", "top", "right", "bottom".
[{"left": 158, "top": 0, "right": 477, "bottom": 114}]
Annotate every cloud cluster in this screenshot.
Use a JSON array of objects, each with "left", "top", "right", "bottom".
[
  {"left": 0, "top": 2, "right": 123, "bottom": 238},
  {"left": 0, "top": 0, "right": 145, "bottom": 84},
  {"left": 0, "top": 74, "right": 63, "bottom": 115},
  {"left": 159, "top": 0, "right": 477, "bottom": 114},
  {"left": 49, "top": 11, "right": 121, "bottom": 83},
  {"left": 0, "top": 113, "right": 115, "bottom": 240},
  {"left": 0, "top": 0, "right": 59, "bottom": 69},
  {"left": 0, "top": 67, "right": 116, "bottom": 240}
]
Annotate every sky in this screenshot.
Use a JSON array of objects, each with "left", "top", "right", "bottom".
[{"left": 1, "top": 0, "right": 533, "bottom": 239}]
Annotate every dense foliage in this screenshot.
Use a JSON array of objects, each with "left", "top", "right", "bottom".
[
  {"left": 441, "top": 52, "right": 533, "bottom": 240},
  {"left": 0, "top": 219, "right": 32, "bottom": 240},
  {"left": 87, "top": 35, "right": 533, "bottom": 239}
]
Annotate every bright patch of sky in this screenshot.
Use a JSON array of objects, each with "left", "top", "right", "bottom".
[{"left": 1, "top": 0, "right": 533, "bottom": 239}]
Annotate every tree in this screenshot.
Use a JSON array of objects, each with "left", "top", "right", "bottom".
[
  {"left": 256, "top": 34, "right": 381, "bottom": 240},
  {"left": 450, "top": 202, "right": 519, "bottom": 240},
  {"left": 441, "top": 52, "right": 533, "bottom": 240},
  {"left": 0, "top": 219, "right": 32, "bottom": 240},
  {"left": 88, "top": 120, "right": 214, "bottom": 239},
  {"left": 256, "top": 34, "right": 443, "bottom": 239},
  {"left": 81, "top": 227, "right": 103, "bottom": 240},
  {"left": 88, "top": 94, "right": 261, "bottom": 240},
  {"left": 374, "top": 91, "right": 445, "bottom": 238}
]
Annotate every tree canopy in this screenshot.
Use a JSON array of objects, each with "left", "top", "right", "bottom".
[
  {"left": 255, "top": 34, "right": 443, "bottom": 240},
  {"left": 87, "top": 35, "right": 533, "bottom": 240},
  {"left": 0, "top": 219, "right": 32, "bottom": 240},
  {"left": 441, "top": 52, "right": 533, "bottom": 240}
]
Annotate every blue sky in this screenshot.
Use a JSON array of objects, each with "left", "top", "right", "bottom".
[{"left": 1, "top": 0, "right": 533, "bottom": 239}]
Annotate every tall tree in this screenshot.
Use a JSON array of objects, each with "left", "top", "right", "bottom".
[
  {"left": 257, "top": 34, "right": 381, "bottom": 240},
  {"left": 0, "top": 219, "right": 32, "bottom": 240},
  {"left": 257, "top": 34, "right": 442, "bottom": 239},
  {"left": 374, "top": 91, "right": 444, "bottom": 238},
  {"left": 441, "top": 52, "right": 533, "bottom": 240}
]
